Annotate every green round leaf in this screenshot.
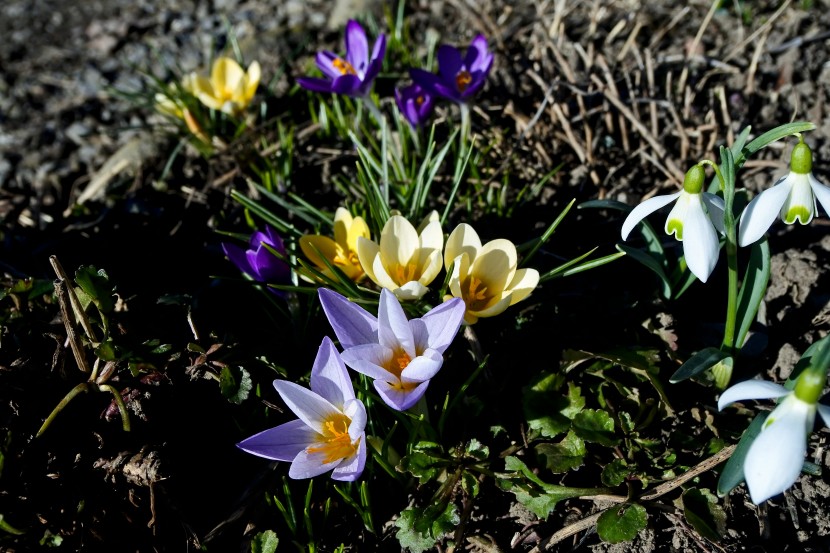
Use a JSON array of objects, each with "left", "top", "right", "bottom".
[{"left": 597, "top": 503, "right": 648, "bottom": 543}]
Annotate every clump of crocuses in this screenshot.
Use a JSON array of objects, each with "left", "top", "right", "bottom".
[{"left": 298, "top": 19, "right": 386, "bottom": 98}]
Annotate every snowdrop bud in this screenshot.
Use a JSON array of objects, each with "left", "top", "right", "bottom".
[
  {"left": 790, "top": 141, "right": 812, "bottom": 175},
  {"left": 682, "top": 164, "right": 705, "bottom": 195}
]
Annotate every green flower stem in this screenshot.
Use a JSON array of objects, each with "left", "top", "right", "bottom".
[
  {"left": 98, "top": 384, "right": 131, "bottom": 432},
  {"left": 36, "top": 382, "right": 89, "bottom": 438},
  {"left": 459, "top": 102, "right": 471, "bottom": 154}
]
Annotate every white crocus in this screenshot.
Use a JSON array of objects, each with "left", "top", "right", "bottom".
[
  {"left": 356, "top": 212, "right": 444, "bottom": 300},
  {"left": 719, "top": 370, "right": 830, "bottom": 504},
  {"left": 621, "top": 165, "right": 724, "bottom": 283},
  {"left": 739, "top": 141, "right": 830, "bottom": 246},
  {"left": 443, "top": 223, "right": 539, "bottom": 324}
]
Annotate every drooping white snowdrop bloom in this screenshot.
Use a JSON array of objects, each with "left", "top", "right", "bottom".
[
  {"left": 739, "top": 140, "right": 830, "bottom": 246},
  {"left": 621, "top": 165, "right": 725, "bottom": 283}
]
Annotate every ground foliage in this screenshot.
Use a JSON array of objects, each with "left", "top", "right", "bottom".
[{"left": 2, "top": 0, "right": 830, "bottom": 552}]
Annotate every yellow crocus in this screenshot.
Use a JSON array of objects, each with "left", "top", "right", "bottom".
[
  {"left": 356, "top": 212, "right": 443, "bottom": 300},
  {"left": 443, "top": 223, "right": 539, "bottom": 324},
  {"left": 187, "top": 56, "right": 261, "bottom": 116},
  {"left": 300, "top": 208, "right": 370, "bottom": 282}
]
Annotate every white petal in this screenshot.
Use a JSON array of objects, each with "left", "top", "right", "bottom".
[
  {"left": 680, "top": 195, "right": 720, "bottom": 283},
  {"left": 419, "top": 219, "right": 444, "bottom": 252},
  {"left": 356, "top": 236, "right": 380, "bottom": 284},
  {"left": 781, "top": 173, "right": 816, "bottom": 224},
  {"left": 702, "top": 193, "right": 726, "bottom": 235},
  {"left": 738, "top": 177, "right": 792, "bottom": 246},
  {"left": 310, "top": 337, "right": 354, "bottom": 408},
  {"left": 401, "top": 349, "right": 444, "bottom": 382},
  {"left": 289, "top": 448, "right": 342, "bottom": 479},
  {"left": 809, "top": 173, "right": 830, "bottom": 218},
  {"left": 506, "top": 268, "right": 539, "bottom": 305},
  {"left": 718, "top": 380, "right": 790, "bottom": 411},
  {"left": 236, "top": 419, "right": 317, "bottom": 461},
  {"left": 371, "top": 254, "right": 400, "bottom": 292},
  {"left": 392, "top": 280, "right": 429, "bottom": 300},
  {"left": 378, "top": 289, "right": 415, "bottom": 357},
  {"left": 418, "top": 250, "right": 444, "bottom": 287},
  {"left": 340, "top": 344, "right": 397, "bottom": 381},
  {"left": 621, "top": 192, "right": 680, "bottom": 240},
  {"left": 380, "top": 216, "right": 419, "bottom": 267},
  {"left": 374, "top": 379, "right": 430, "bottom": 411},
  {"left": 343, "top": 398, "right": 367, "bottom": 440},
  {"left": 273, "top": 380, "right": 340, "bottom": 434},
  {"left": 744, "top": 407, "right": 808, "bottom": 503}
]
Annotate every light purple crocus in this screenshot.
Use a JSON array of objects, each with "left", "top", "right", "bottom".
[
  {"left": 237, "top": 337, "right": 367, "bottom": 481},
  {"left": 221, "top": 225, "right": 291, "bottom": 292},
  {"left": 409, "top": 35, "right": 493, "bottom": 103},
  {"left": 395, "top": 83, "right": 434, "bottom": 127},
  {"left": 319, "top": 288, "right": 466, "bottom": 411},
  {"left": 297, "top": 19, "right": 387, "bottom": 98}
]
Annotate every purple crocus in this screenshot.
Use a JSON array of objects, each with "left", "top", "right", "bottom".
[
  {"left": 221, "top": 225, "right": 291, "bottom": 289},
  {"left": 395, "top": 84, "right": 434, "bottom": 127},
  {"left": 297, "top": 19, "right": 387, "bottom": 97},
  {"left": 319, "top": 288, "right": 466, "bottom": 411},
  {"left": 237, "top": 337, "right": 367, "bottom": 481},
  {"left": 409, "top": 35, "right": 493, "bottom": 103}
]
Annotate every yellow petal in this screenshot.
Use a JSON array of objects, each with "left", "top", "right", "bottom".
[
  {"left": 506, "top": 268, "right": 539, "bottom": 305},
  {"left": 471, "top": 239, "right": 517, "bottom": 293},
  {"left": 356, "top": 236, "right": 380, "bottom": 284},
  {"left": 244, "top": 61, "right": 261, "bottom": 102},
  {"left": 471, "top": 294, "right": 512, "bottom": 319},
  {"left": 447, "top": 253, "right": 469, "bottom": 299},
  {"left": 418, "top": 250, "right": 443, "bottom": 287},
  {"left": 444, "top": 223, "right": 481, "bottom": 271},
  {"left": 417, "top": 210, "right": 440, "bottom": 233},
  {"left": 300, "top": 235, "right": 339, "bottom": 268},
  {"left": 371, "top": 254, "right": 400, "bottom": 292},
  {"left": 211, "top": 57, "right": 244, "bottom": 100},
  {"left": 333, "top": 208, "right": 352, "bottom": 249},
  {"left": 347, "top": 216, "right": 371, "bottom": 252}
]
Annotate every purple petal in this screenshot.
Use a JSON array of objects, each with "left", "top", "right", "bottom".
[
  {"left": 437, "top": 45, "right": 463, "bottom": 82},
  {"left": 262, "top": 226, "right": 286, "bottom": 254},
  {"left": 344, "top": 20, "right": 369, "bottom": 75},
  {"left": 464, "top": 35, "right": 492, "bottom": 73},
  {"left": 331, "top": 436, "right": 366, "bottom": 481},
  {"left": 318, "top": 288, "right": 378, "bottom": 349},
  {"left": 273, "top": 380, "right": 340, "bottom": 433},
  {"left": 315, "top": 51, "right": 343, "bottom": 80},
  {"left": 310, "top": 337, "right": 355, "bottom": 408},
  {"left": 409, "top": 68, "right": 458, "bottom": 101},
  {"left": 331, "top": 74, "right": 365, "bottom": 96},
  {"left": 340, "top": 344, "right": 397, "bottom": 381},
  {"left": 236, "top": 419, "right": 317, "bottom": 461},
  {"left": 378, "top": 289, "right": 415, "bottom": 357},
  {"left": 344, "top": 398, "right": 367, "bottom": 440},
  {"left": 461, "top": 70, "right": 489, "bottom": 98},
  {"left": 416, "top": 298, "right": 465, "bottom": 353},
  {"left": 375, "top": 380, "right": 430, "bottom": 411},
  {"left": 297, "top": 76, "right": 335, "bottom": 94},
  {"left": 222, "top": 241, "right": 252, "bottom": 275}
]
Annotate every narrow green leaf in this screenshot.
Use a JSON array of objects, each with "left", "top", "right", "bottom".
[
  {"left": 740, "top": 121, "right": 815, "bottom": 165},
  {"left": 523, "top": 198, "right": 576, "bottom": 265},
  {"left": 682, "top": 488, "right": 726, "bottom": 541},
  {"left": 615, "top": 244, "right": 671, "bottom": 298},
  {"left": 670, "top": 347, "right": 731, "bottom": 383}
]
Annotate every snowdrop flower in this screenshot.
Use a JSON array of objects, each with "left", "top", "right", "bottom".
[
  {"left": 222, "top": 225, "right": 291, "bottom": 295},
  {"left": 188, "top": 57, "right": 261, "bottom": 116},
  {"left": 719, "top": 368, "right": 830, "bottom": 503},
  {"left": 300, "top": 207, "right": 371, "bottom": 282},
  {"left": 410, "top": 35, "right": 493, "bottom": 103},
  {"left": 356, "top": 212, "right": 444, "bottom": 300},
  {"left": 297, "top": 19, "right": 386, "bottom": 98},
  {"left": 237, "top": 337, "right": 367, "bottom": 481},
  {"left": 739, "top": 140, "right": 830, "bottom": 246},
  {"left": 319, "top": 288, "right": 465, "bottom": 411},
  {"left": 443, "top": 224, "right": 539, "bottom": 324},
  {"left": 621, "top": 165, "right": 725, "bottom": 283}
]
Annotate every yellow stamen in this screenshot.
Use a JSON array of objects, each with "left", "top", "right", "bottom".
[
  {"left": 307, "top": 413, "right": 358, "bottom": 464},
  {"left": 455, "top": 70, "right": 473, "bottom": 92},
  {"left": 394, "top": 263, "right": 421, "bottom": 285},
  {"left": 333, "top": 58, "right": 358, "bottom": 76},
  {"left": 465, "top": 276, "right": 490, "bottom": 311},
  {"left": 385, "top": 350, "right": 419, "bottom": 393}
]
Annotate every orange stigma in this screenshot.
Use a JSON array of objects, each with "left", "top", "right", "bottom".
[
  {"left": 455, "top": 70, "right": 473, "bottom": 92},
  {"left": 332, "top": 58, "right": 358, "bottom": 76},
  {"left": 307, "top": 414, "right": 358, "bottom": 464}
]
